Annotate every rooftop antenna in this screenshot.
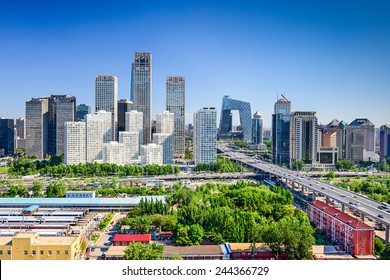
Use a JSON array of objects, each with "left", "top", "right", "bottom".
[{"left": 281, "top": 94, "right": 289, "bottom": 102}]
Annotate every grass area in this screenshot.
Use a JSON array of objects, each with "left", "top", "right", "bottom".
[
  {"left": 0, "top": 166, "right": 9, "bottom": 174},
  {"left": 98, "top": 213, "right": 116, "bottom": 230},
  {"left": 90, "top": 234, "right": 100, "bottom": 243}
]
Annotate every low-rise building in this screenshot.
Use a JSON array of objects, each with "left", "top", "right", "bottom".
[
  {"left": 307, "top": 200, "right": 374, "bottom": 256},
  {"left": 113, "top": 234, "right": 151, "bottom": 246},
  {"left": 0, "top": 232, "right": 81, "bottom": 260},
  {"left": 228, "top": 243, "right": 287, "bottom": 260}
]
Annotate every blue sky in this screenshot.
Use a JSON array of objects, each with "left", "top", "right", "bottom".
[{"left": 0, "top": 0, "right": 389, "bottom": 127}]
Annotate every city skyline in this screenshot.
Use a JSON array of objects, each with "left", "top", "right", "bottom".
[{"left": 1, "top": 0, "right": 389, "bottom": 128}]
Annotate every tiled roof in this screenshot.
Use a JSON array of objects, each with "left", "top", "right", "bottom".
[
  {"left": 164, "top": 245, "right": 224, "bottom": 256},
  {"left": 308, "top": 200, "right": 373, "bottom": 229},
  {"left": 113, "top": 234, "right": 151, "bottom": 242}
]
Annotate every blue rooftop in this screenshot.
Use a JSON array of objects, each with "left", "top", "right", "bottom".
[{"left": 24, "top": 205, "right": 40, "bottom": 212}]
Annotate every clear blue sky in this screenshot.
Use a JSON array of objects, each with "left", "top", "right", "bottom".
[{"left": 0, "top": 0, "right": 389, "bottom": 128}]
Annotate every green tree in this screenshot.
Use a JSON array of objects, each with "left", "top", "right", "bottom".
[
  {"left": 175, "top": 226, "right": 193, "bottom": 246},
  {"left": 32, "top": 180, "right": 44, "bottom": 197},
  {"left": 188, "top": 224, "right": 204, "bottom": 245},
  {"left": 380, "top": 243, "right": 390, "bottom": 260},
  {"left": 336, "top": 160, "right": 355, "bottom": 171},
  {"left": 326, "top": 170, "right": 336, "bottom": 179},
  {"left": 123, "top": 242, "right": 165, "bottom": 260},
  {"left": 46, "top": 180, "right": 68, "bottom": 197},
  {"left": 374, "top": 237, "right": 384, "bottom": 256},
  {"left": 291, "top": 160, "right": 304, "bottom": 171}
]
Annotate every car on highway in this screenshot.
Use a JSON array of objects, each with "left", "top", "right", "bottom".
[{"left": 378, "top": 214, "right": 384, "bottom": 218}]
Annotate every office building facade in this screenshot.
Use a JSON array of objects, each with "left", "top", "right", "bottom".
[
  {"left": 85, "top": 111, "right": 112, "bottom": 162},
  {"left": 156, "top": 111, "right": 174, "bottom": 134},
  {"left": 380, "top": 124, "right": 390, "bottom": 161},
  {"left": 119, "top": 131, "right": 140, "bottom": 163},
  {"left": 166, "top": 76, "right": 185, "bottom": 159},
  {"left": 272, "top": 96, "right": 292, "bottom": 165},
  {"left": 64, "top": 122, "right": 86, "bottom": 165},
  {"left": 103, "top": 142, "right": 125, "bottom": 165},
  {"left": 152, "top": 133, "right": 173, "bottom": 164},
  {"left": 76, "top": 104, "right": 91, "bottom": 121},
  {"left": 193, "top": 107, "right": 217, "bottom": 164},
  {"left": 25, "top": 98, "right": 49, "bottom": 158},
  {"left": 0, "top": 119, "right": 14, "bottom": 156},
  {"left": 140, "top": 143, "right": 163, "bottom": 165},
  {"left": 252, "top": 111, "right": 263, "bottom": 144},
  {"left": 290, "top": 111, "right": 318, "bottom": 164},
  {"left": 47, "top": 95, "right": 77, "bottom": 156},
  {"left": 95, "top": 75, "right": 118, "bottom": 141},
  {"left": 345, "top": 118, "right": 375, "bottom": 162},
  {"left": 117, "top": 99, "right": 132, "bottom": 140},
  {"left": 132, "top": 52, "right": 152, "bottom": 145},
  {"left": 15, "top": 118, "right": 25, "bottom": 139}
]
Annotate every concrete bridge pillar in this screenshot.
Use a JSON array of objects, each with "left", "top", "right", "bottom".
[
  {"left": 360, "top": 212, "right": 365, "bottom": 222},
  {"left": 386, "top": 225, "right": 389, "bottom": 244},
  {"left": 341, "top": 204, "right": 345, "bottom": 213}
]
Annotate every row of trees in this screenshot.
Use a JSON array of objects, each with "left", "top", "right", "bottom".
[
  {"left": 2, "top": 180, "right": 67, "bottom": 198},
  {"left": 194, "top": 156, "right": 244, "bottom": 173},
  {"left": 8, "top": 160, "right": 180, "bottom": 178}
]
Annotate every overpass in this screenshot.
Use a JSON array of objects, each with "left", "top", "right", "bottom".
[{"left": 218, "top": 144, "right": 390, "bottom": 243}]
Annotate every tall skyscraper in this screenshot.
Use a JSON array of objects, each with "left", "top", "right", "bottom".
[
  {"left": 272, "top": 96, "right": 292, "bottom": 165},
  {"left": 290, "top": 111, "right": 318, "bottom": 165},
  {"left": 252, "top": 111, "right": 263, "bottom": 144},
  {"left": 95, "top": 75, "right": 118, "bottom": 141},
  {"left": 117, "top": 99, "right": 132, "bottom": 140},
  {"left": 166, "top": 76, "right": 185, "bottom": 159},
  {"left": 153, "top": 133, "right": 173, "bottom": 164},
  {"left": 0, "top": 118, "right": 14, "bottom": 156},
  {"left": 15, "top": 118, "right": 25, "bottom": 139},
  {"left": 193, "top": 107, "right": 217, "bottom": 164},
  {"left": 132, "top": 52, "right": 152, "bottom": 144},
  {"left": 25, "top": 98, "right": 49, "bottom": 158},
  {"left": 346, "top": 118, "right": 375, "bottom": 161},
  {"left": 85, "top": 110, "right": 112, "bottom": 162},
  {"left": 64, "top": 122, "right": 86, "bottom": 165},
  {"left": 380, "top": 124, "right": 390, "bottom": 161},
  {"left": 156, "top": 111, "right": 174, "bottom": 134},
  {"left": 125, "top": 110, "right": 143, "bottom": 153},
  {"left": 76, "top": 104, "right": 91, "bottom": 121},
  {"left": 48, "top": 95, "right": 77, "bottom": 155}
]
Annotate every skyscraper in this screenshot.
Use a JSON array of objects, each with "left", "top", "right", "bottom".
[
  {"left": 380, "top": 124, "right": 390, "bottom": 161},
  {"left": 64, "top": 122, "right": 86, "bottom": 165},
  {"left": 290, "top": 111, "right": 318, "bottom": 165},
  {"left": 125, "top": 110, "right": 143, "bottom": 153},
  {"left": 193, "top": 107, "right": 217, "bottom": 164},
  {"left": 103, "top": 142, "right": 125, "bottom": 165},
  {"left": 48, "top": 95, "right": 77, "bottom": 155},
  {"left": 15, "top": 118, "right": 25, "bottom": 139},
  {"left": 95, "top": 75, "right": 118, "bottom": 141},
  {"left": 0, "top": 118, "right": 14, "bottom": 156},
  {"left": 85, "top": 110, "right": 112, "bottom": 162},
  {"left": 76, "top": 104, "right": 91, "bottom": 121},
  {"left": 252, "top": 111, "right": 263, "bottom": 144},
  {"left": 117, "top": 99, "right": 132, "bottom": 140},
  {"left": 156, "top": 111, "right": 174, "bottom": 134},
  {"left": 166, "top": 76, "right": 185, "bottom": 159},
  {"left": 25, "top": 98, "right": 49, "bottom": 158},
  {"left": 346, "top": 118, "right": 375, "bottom": 161},
  {"left": 132, "top": 52, "right": 152, "bottom": 145},
  {"left": 272, "top": 96, "right": 292, "bottom": 165}
]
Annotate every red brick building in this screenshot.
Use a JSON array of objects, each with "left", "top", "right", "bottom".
[
  {"left": 228, "top": 243, "right": 288, "bottom": 260},
  {"left": 307, "top": 200, "right": 374, "bottom": 256},
  {"left": 113, "top": 234, "right": 151, "bottom": 246}
]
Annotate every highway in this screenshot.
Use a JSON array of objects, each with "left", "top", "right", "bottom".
[{"left": 218, "top": 144, "right": 390, "bottom": 235}]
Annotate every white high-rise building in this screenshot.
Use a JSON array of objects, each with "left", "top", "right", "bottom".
[
  {"left": 103, "top": 141, "right": 125, "bottom": 164},
  {"left": 119, "top": 131, "right": 140, "bottom": 163},
  {"left": 85, "top": 110, "right": 112, "bottom": 162},
  {"left": 125, "top": 110, "right": 143, "bottom": 152},
  {"left": 132, "top": 52, "right": 152, "bottom": 145},
  {"left": 193, "top": 107, "right": 217, "bottom": 164},
  {"left": 156, "top": 111, "right": 174, "bottom": 134},
  {"left": 64, "top": 122, "right": 86, "bottom": 165},
  {"left": 140, "top": 143, "right": 163, "bottom": 165},
  {"left": 153, "top": 133, "right": 173, "bottom": 164},
  {"left": 95, "top": 75, "right": 118, "bottom": 141},
  {"left": 166, "top": 76, "right": 185, "bottom": 159}
]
